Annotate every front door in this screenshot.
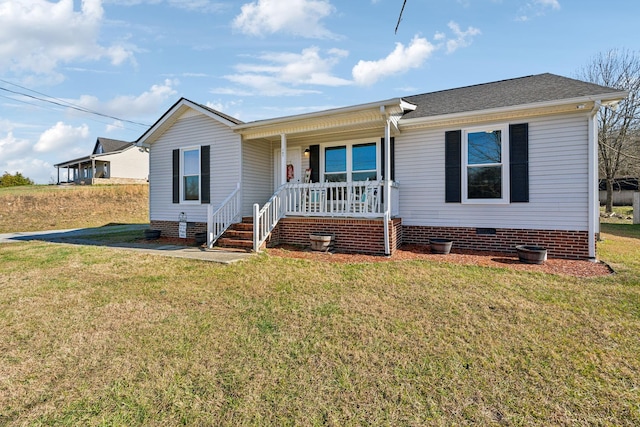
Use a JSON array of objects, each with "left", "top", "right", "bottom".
[{"left": 273, "top": 147, "right": 302, "bottom": 188}]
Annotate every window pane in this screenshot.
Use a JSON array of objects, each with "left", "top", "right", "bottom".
[
  {"left": 468, "top": 131, "right": 501, "bottom": 165},
  {"left": 325, "top": 146, "right": 346, "bottom": 173},
  {"left": 184, "top": 176, "right": 199, "bottom": 200},
  {"left": 183, "top": 149, "right": 200, "bottom": 175},
  {"left": 352, "top": 171, "right": 377, "bottom": 182},
  {"left": 468, "top": 166, "right": 502, "bottom": 199},
  {"left": 352, "top": 143, "right": 376, "bottom": 171}
]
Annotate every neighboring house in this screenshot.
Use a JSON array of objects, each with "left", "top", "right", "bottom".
[
  {"left": 136, "top": 73, "right": 626, "bottom": 260},
  {"left": 599, "top": 178, "right": 639, "bottom": 206},
  {"left": 55, "top": 137, "right": 149, "bottom": 185}
]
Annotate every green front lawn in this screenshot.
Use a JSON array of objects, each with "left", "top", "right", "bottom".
[{"left": 1, "top": 227, "right": 639, "bottom": 425}]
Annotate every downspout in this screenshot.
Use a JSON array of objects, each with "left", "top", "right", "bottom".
[
  {"left": 382, "top": 108, "right": 391, "bottom": 256},
  {"left": 588, "top": 100, "right": 601, "bottom": 260}
]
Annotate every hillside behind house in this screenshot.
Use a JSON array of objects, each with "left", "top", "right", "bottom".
[{"left": 0, "top": 185, "right": 149, "bottom": 233}]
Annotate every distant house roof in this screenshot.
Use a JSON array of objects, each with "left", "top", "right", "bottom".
[
  {"left": 93, "top": 137, "right": 134, "bottom": 155},
  {"left": 54, "top": 137, "right": 134, "bottom": 168},
  {"left": 402, "top": 73, "right": 625, "bottom": 120},
  {"left": 599, "top": 177, "right": 639, "bottom": 191}
]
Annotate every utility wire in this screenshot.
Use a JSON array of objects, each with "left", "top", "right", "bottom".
[
  {"left": 395, "top": 0, "right": 407, "bottom": 34},
  {"left": 0, "top": 78, "right": 150, "bottom": 127}
]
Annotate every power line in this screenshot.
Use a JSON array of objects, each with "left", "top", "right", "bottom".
[{"left": 0, "top": 78, "right": 150, "bottom": 127}]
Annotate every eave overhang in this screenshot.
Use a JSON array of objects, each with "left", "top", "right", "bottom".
[
  {"left": 399, "top": 92, "right": 627, "bottom": 131},
  {"left": 234, "top": 99, "right": 416, "bottom": 141}
]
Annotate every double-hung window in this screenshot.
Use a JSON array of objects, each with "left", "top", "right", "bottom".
[
  {"left": 182, "top": 147, "right": 200, "bottom": 202},
  {"left": 462, "top": 125, "right": 509, "bottom": 203},
  {"left": 323, "top": 141, "right": 378, "bottom": 182}
]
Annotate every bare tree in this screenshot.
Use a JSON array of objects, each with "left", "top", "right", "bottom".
[{"left": 576, "top": 49, "right": 640, "bottom": 212}]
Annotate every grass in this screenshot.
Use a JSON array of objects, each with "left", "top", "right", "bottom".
[
  {"left": 0, "top": 187, "right": 639, "bottom": 425},
  {"left": 0, "top": 184, "right": 149, "bottom": 233}
]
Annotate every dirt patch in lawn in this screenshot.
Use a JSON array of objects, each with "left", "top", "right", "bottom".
[{"left": 267, "top": 244, "right": 613, "bottom": 278}]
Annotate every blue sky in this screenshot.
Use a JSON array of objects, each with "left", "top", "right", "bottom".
[{"left": 1, "top": 0, "right": 639, "bottom": 183}]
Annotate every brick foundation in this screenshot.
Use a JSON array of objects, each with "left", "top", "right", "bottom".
[
  {"left": 271, "top": 217, "right": 402, "bottom": 256},
  {"left": 402, "top": 225, "right": 591, "bottom": 260},
  {"left": 150, "top": 220, "right": 206, "bottom": 239}
]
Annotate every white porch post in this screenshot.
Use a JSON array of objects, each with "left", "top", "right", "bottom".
[
  {"left": 280, "top": 133, "right": 287, "bottom": 186},
  {"left": 383, "top": 114, "right": 391, "bottom": 255},
  {"left": 91, "top": 158, "right": 96, "bottom": 182}
]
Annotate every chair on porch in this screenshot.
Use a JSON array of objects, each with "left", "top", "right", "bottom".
[{"left": 351, "top": 180, "right": 378, "bottom": 214}]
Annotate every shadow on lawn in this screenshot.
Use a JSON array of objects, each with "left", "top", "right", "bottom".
[{"left": 600, "top": 223, "right": 640, "bottom": 240}]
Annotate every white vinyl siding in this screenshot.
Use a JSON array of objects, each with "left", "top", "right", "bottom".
[
  {"left": 93, "top": 146, "right": 149, "bottom": 180},
  {"left": 396, "top": 112, "right": 591, "bottom": 231},
  {"left": 241, "top": 139, "right": 273, "bottom": 217},
  {"left": 149, "top": 111, "right": 241, "bottom": 223}
]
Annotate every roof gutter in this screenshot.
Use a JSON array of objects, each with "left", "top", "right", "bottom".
[{"left": 232, "top": 98, "right": 416, "bottom": 132}]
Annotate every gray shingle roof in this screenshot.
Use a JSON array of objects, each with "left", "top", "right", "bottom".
[
  {"left": 94, "top": 137, "right": 133, "bottom": 154},
  {"left": 402, "top": 73, "right": 625, "bottom": 120}
]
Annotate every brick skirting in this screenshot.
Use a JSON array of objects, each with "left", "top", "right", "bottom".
[
  {"left": 402, "top": 225, "right": 591, "bottom": 259},
  {"left": 150, "top": 220, "right": 206, "bottom": 239},
  {"left": 151, "top": 218, "right": 591, "bottom": 259},
  {"left": 271, "top": 217, "right": 402, "bottom": 255}
]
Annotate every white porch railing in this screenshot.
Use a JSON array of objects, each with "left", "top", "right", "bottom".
[
  {"left": 253, "top": 183, "right": 287, "bottom": 252},
  {"left": 283, "top": 180, "right": 385, "bottom": 217},
  {"left": 253, "top": 180, "right": 398, "bottom": 252},
  {"left": 207, "top": 183, "right": 241, "bottom": 248}
]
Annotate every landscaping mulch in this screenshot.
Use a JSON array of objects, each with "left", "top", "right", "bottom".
[{"left": 267, "top": 244, "right": 613, "bottom": 278}]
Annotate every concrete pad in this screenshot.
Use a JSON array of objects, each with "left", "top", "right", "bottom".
[{"left": 0, "top": 225, "right": 254, "bottom": 264}]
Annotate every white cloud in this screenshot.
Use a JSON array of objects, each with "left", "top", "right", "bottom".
[
  {"left": 215, "top": 47, "right": 350, "bottom": 96},
  {"left": 0, "top": 132, "right": 32, "bottom": 159},
  {"left": 233, "top": 0, "right": 337, "bottom": 39},
  {"left": 106, "top": 120, "right": 125, "bottom": 133},
  {"left": 73, "top": 79, "right": 178, "bottom": 119},
  {"left": 34, "top": 122, "right": 91, "bottom": 153},
  {"left": 106, "top": 0, "right": 226, "bottom": 13},
  {"left": 352, "top": 36, "right": 436, "bottom": 86},
  {"left": 516, "top": 0, "right": 561, "bottom": 21},
  {"left": 445, "top": 21, "right": 481, "bottom": 54},
  {"left": 0, "top": 0, "right": 135, "bottom": 75}
]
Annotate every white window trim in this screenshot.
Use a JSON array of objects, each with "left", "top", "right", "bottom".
[
  {"left": 462, "top": 124, "right": 510, "bottom": 204},
  {"left": 180, "top": 146, "right": 201, "bottom": 204},
  {"left": 320, "top": 138, "right": 380, "bottom": 183}
]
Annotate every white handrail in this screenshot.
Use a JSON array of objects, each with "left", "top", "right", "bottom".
[
  {"left": 253, "top": 183, "right": 287, "bottom": 252},
  {"left": 207, "top": 182, "right": 241, "bottom": 248}
]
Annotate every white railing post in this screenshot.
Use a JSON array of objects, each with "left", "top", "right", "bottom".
[
  {"left": 253, "top": 203, "right": 260, "bottom": 252},
  {"left": 207, "top": 204, "right": 214, "bottom": 247}
]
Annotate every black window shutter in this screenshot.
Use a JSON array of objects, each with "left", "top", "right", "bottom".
[
  {"left": 201, "top": 145, "right": 210, "bottom": 204},
  {"left": 172, "top": 149, "right": 180, "bottom": 203},
  {"left": 380, "top": 137, "right": 395, "bottom": 181},
  {"left": 309, "top": 145, "right": 320, "bottom": 183},
  {"left": 445, "top": 130, "right": 462, "bottom": 203},
  {"left": 509, "top": 123, "right": 529, "bottom": 203}
]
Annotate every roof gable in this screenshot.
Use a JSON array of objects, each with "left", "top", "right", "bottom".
[
  {"left": 93, "top": 137, "right": 133, "bottom": 155},
  {"left": 136, "top": 98, "right": 243, "bottom": 147}
]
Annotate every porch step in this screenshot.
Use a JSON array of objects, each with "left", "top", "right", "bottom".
[
  {"left": 216, "top": 237, "right": 254, "bottom": 249},
  {"left": 213, "top": 219, "right": 256, "bottom": 251}
]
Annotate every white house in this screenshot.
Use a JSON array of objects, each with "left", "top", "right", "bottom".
[
  {"left": 55, "top": 137, "right": 149, "bottom": 185},
  {"left": 136, "top": 74, "right": 626, "bottom": 259}
]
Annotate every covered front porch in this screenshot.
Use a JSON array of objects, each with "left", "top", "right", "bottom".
[
  {"left": 208, "top": 98, "right": 415, "bottom": 255},
  {"left": 54, "top": 157, "right": 110, "bottom": 185}
]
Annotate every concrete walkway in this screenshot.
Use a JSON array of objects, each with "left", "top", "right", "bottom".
[{"left": 0, "top": 224, "right": 254, "bottom": 264}]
